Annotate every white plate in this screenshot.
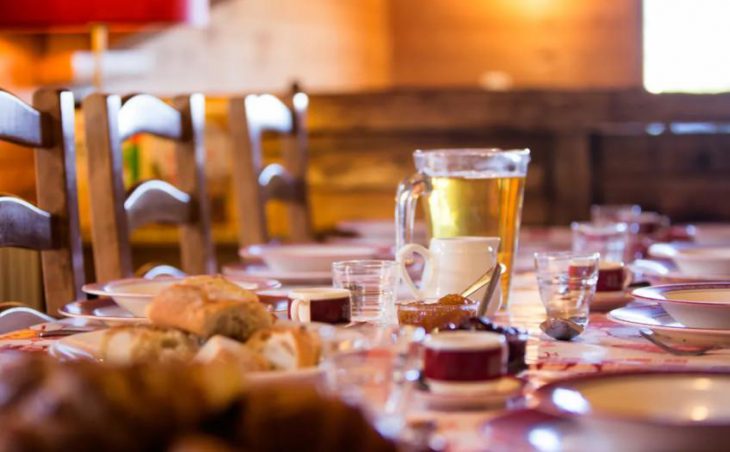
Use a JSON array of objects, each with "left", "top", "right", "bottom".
[
  {"left": 632, "top": 283, "right": 730, "bottom": 329},
  {"left": 629, "top": 259, "right": 730, "bottom": 285},
  {"left": 48, "top": 325, "right": 332, "bottom": 385},
  {"left": 648, "top": 242, "right": 730, "bottom": 277},
  {"left": 222, "top": 263, "right": 332, "bottom": 285},
  {"left": 591, "top": 290, "right": 634, "bottom": 312},
  {"left": 240, "top": 243, "right": 380, "bottom": 273},
  {"left": 608, "top": 304, "right": 730, "bottom": 346},
  {"left": 536, "top": 371, "right": 730, "bottom": 451},
  {"left": 83, "top": 275, "right": 281, "bottom": 318},
  {"left": 59, "top": 298, "right": 149, "bottom": 325},
  {"left": 414, "top": 376, "right": 524, "bottom": 411}
]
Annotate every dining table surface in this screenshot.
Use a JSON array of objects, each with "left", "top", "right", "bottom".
[{"left": 2, "top": 229, "right": 729, "bottom": 451}]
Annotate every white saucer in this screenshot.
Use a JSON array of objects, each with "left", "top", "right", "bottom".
[
  {"left": 608, "top": 304, "right": 730, "bottom": 346},
  {"left": 59, "top": 298, "right": 148, "bottom": 325},
  {"left": 629, "top": 259, "right": 730, "bottom": 285},
  {"left": 413, "top": 376, "right": 524, "bottom": 411},
  {"left": 591, "top": 290, "right": 633, "bottom": 312},
  {"left": 222, "top": 263, "right": 332, "bottom": 285}
]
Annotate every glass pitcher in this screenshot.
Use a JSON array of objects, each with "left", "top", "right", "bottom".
[{"left": 395, "top": 148, "right": 530, "bottom": 307}]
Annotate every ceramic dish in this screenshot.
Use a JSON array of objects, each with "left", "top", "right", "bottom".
[
  {"left": 692, "top": 223, "right": 730, "bottom": 245},
  {"left": 47, "top": 322, "right": 345, "bottom": 386},
  {"left": 629, "top": 259, "right": 729, "bottom": 285},
  {"left": 632, "top": 283, "right": 730, "bottom": 329},
  {"left": 413, "top": 376, "right": 524, "bottom": 411},
  {"left": 83, "top": 275, "right": 281, "bottom": 318},
  {"left": 649, "top": 243, "right": 730, "bottom": 277},
  {"left": 535, "top": 371, "right": 730, "bottom": 451},
  {"left": 239, "top": 243, "right": 379, "bottom": 272},
  {"left": 591, "top": 290, "right": 634, "bottom": 312},
  {"left": 607, "top": 304, "right": 730, "bottom": 346},
  {"left": 222, "top": 263, "right": 332, "bottom": 285},
  {"left": 481, "top": 409, "right": 610, "bottom": 452},
  {"left": 59, "top": 298, "right": 149, "bottom": 325}
]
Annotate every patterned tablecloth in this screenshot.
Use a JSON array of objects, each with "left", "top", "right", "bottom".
[{"left": 2, "top": 273, "right": 729, "bottom": 451}]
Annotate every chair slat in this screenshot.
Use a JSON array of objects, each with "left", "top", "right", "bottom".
[
  {"left": 229, "top": 90, "right": 311, "bottom": 245},
  {"left": 0, "top": 90, "right": 45, "bottom": 147},
  {"left": 118, "top": 94, "right": 184, "bottom": 142},
  {"left": 125, "top": 179, "right": 192, "bottom": 230},
  {"left": 0, "top": 197, "right": 53, "bottom": 250}
]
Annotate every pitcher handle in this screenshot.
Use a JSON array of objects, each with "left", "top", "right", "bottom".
[
  {"left": 395, "top": 173, "right": 427, "bottom": 252},
  {"left": 396, "top": 243, "right": 434, "bottom": 299}
]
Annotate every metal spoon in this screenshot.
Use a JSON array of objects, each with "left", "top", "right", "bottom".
[
  {"left": 540, "top": 318, "right": 584, "bottom": 341},
  {"left": 474, "top": 263, "right": 503, "bottom": 317},
  {"left": 461, "top": 265, "right": 497, "bottom": 300},
  {"left": 639, "top": 328, "right": 716, "bottom": 356}
]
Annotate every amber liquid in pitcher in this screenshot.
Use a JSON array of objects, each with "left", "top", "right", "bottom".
[{"left": 423, "top": 174, "right": 526, "bottom": 305}]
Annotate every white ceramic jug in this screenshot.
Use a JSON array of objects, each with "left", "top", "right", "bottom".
[{"left": 397, "top": 236, "right": 501, "bottom": 312}]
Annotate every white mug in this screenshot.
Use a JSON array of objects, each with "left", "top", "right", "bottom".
[
  {"left": 397, "top": 236, "right": 501, "bottom": 311},
  {"left": 288, "top": 288, "right": 352, "bottom": 324}
]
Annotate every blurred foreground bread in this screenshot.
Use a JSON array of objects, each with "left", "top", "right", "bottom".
[
  {"left": 147, "top": 275, "right": 272, "bottom": 341},
  {"left": 0, "top": 353, "right": 244, "bottom": 452},
  {"left": 0, "top": 353, "right": 395, "bottom": 452}
]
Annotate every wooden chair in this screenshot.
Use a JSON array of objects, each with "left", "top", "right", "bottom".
[
  {"left": 0, "top": 88, "right": 85, "bottom": 314},
  {"left": 83, "top": 93, "right": 215, "bottom": 282},
  {"left": 229, "top": 89, "right": 311, "bottom": 246}
]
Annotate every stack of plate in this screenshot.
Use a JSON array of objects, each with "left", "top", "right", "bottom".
[
  {"left": 60, "top": 275, "right": 280, "bottom": 324},
  {"left": 609, "top": 283, "right": 730, "bottom": 346}
]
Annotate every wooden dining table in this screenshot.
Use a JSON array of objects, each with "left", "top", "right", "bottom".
[{"left": 2, "top": 267, "right": 729, "bottom": 450}]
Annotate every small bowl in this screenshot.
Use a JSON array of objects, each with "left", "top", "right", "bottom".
[
  {"left": 96, "top": 275, "right": 281, "bottom": 317},
  {"left": 397, "top": 299, "right": 478, "bottom": 332},
  {"left": 632, "top": 283, "right": 730, "bottom": 329},
  {"left": 536, "top": 371, "right": 730, "bottom": 451},
  {"left": 242, "top": 244, "right": 380, "bottom": 273},
  {"left": 671, "top": 246, "right": 730, "bottom": 277}
]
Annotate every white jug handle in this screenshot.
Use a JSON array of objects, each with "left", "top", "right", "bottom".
[{"left": 397, "top": 243, "right": 434, "bottom": 299}]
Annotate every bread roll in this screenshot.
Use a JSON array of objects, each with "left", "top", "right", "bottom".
[
  {"left": 147, "top": 276, "right": 272, "bottom": 341},
  {"left": 245, "top": 325, "right": 320, "bottom": 371},
  {"left": 100, "top": 325, "right": 200, "bottom": 365}
]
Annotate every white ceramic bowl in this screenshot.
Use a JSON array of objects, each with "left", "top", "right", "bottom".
[
  {"left": 632, "top": 283, "right": 730, "bottom": 329},
  {"left": 537, "top": 372, "right": 730, "bottom": 451},
  {"left": 247, "top": 244, "right": 379, "bottom": 273},
  {"left": 88, "top": 275, "right": 281, "bottom": 317},
  {"left": 671, "top": 246, "right": 730, "bottom": 277},
  {"left": 693, "top": 223, "right": 730, "bottom": 245}
]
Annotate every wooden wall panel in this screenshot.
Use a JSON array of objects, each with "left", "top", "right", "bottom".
[{"left": 389, "top": 0, "right": 642, "bottom": 89}]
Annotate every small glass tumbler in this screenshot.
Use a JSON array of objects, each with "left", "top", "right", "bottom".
[
  {"left": 534, "top": 251, "right": 600, "bottom": 328},
  {"left": 323, "top": 325, "right": 424, "bottom": 439},
  {"left": 332, "top": 260, "right": 399, "bottom": 324},
  {"left": 571, "top": 221, "right": 628, "bottom": 263}
]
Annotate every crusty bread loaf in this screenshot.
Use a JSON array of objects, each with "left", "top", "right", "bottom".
[
  {"left": 100, "top": 325, "right": 200, "bottom": 365},
  {"left": 146, "top": 275, "right": 272, "bottom": 341},
  {"left": 245, "top": 325, "right": 320, "bottom": 371},
  {"left": 195, "top": 335, "right": 270, "bottom": 373}
]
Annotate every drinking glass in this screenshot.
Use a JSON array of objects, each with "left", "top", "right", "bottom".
[
  {"left": 323, "top": 325, "right": 424, "bottom": 439},
  {"left": 534, "top": 251, "right": 599, "bottom": 328},
  {"left": 332, "top": 260, "right": 399, "bottom": 324},
  {"left": 395, "top": 148, "right": 531, "bottom": 308},
  {"left": 571, "top": 221, "right": 628, "bottom": 263}
]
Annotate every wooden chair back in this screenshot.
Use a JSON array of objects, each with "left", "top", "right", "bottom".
[
  {"left": 229, "top": 89, "right": 311, "bottom": 245},
  {"left": 0, "top": 88, "right": 85, "bottom": 314},
  {"left": 83, "top": 93, "right": 215, "bottom": 282}
]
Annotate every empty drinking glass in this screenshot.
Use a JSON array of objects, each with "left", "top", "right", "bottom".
[
  {"left": 534, "top": 251, "right": 600, "bottom": 328},
  {"left": 332, "top": 260, "right": 399, "bottom": 324},
  {"left": 571, "top": 221, "right": 628, "bottom": 263},
  {"left": 323, "top": 325, "right": 424, "bottom": 439}
]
